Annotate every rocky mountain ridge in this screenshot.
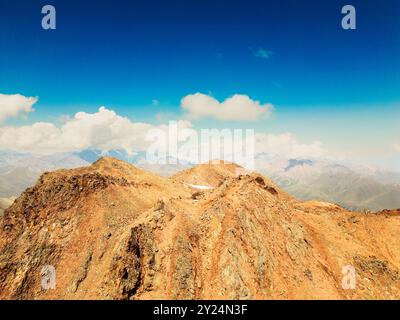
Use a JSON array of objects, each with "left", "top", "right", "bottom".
[{"left": 0, "top": 157, "right": 399, "bottom": 299}]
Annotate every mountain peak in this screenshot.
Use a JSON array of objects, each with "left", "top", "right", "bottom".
[
  {"left": 171, "top": 160, "right": 244, "bottom": 187},
  {"left": 92, "top": 156, "right": 124, "bottom": 166}
]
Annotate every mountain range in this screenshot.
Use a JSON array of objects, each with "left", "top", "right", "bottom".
[
  {"left": 0, "top": 150, "right": 399, "bottom": 212},
  {"left": 0, "top": 157, "right": 399, "bottom": 299}
]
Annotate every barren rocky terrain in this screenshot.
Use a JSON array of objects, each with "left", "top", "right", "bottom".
[{"left": 0, "top": 157, "right": 399, "bottom": 299}]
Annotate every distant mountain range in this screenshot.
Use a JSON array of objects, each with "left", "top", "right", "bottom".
[
  {"left": 255, "top": 155, "right": 400, "bottom": 211},
  {"left": 0, "top": 151, "right": 90, "bottom": 199},
  {"left": 0, "top": 150, "right": 399, "bottom": 212}
]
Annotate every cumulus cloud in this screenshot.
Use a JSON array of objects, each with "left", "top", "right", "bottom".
[
  {"left": 0, "top": 93, "right": 37, "bottom": 122},
  {"left": 255, "top": 133, "right": 325, "bottom": 158},
  {"left": 181, "top": 93, "right": 273, "bottom": 121},
  {"left": 0, "top": 105, "right": 324, "bottom": 163},
  {"left": 0, "top": 106, "right": 191, "bottom": 154}
]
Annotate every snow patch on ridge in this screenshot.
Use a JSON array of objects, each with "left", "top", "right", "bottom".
[{"left": 184, "top": 183, "right": 214, "bottom": 190}]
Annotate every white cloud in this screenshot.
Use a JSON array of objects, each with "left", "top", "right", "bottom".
[
  {"left": 0, "top": 93, "right": 37, "bottom": 122},
  {"left": 181, "top": 93, "right": 273, "bottom": 121},
  {"left": 255, "top": 133, "right": 325, "bottom": 158},
  {"left": 0, "top": 105, "right": 323, "bottom": 163},
  {"left": 0, "top": 106, "right": 191, "bottom": 155}
]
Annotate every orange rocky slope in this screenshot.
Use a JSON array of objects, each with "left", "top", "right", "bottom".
[{"left": 0, "top": 157, "right": 399, "bottom": 299}]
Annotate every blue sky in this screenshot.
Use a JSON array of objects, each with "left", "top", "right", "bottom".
[{"left": 0, "top": 0, "right": 399, "bottom": 167}]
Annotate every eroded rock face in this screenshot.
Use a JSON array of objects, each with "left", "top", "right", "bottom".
[
  {"left": 106, "top": 227, "right": 143, "bottom": 299},
  {"left": 0, "top": 157, "right": 399, "bottom": 300}
]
